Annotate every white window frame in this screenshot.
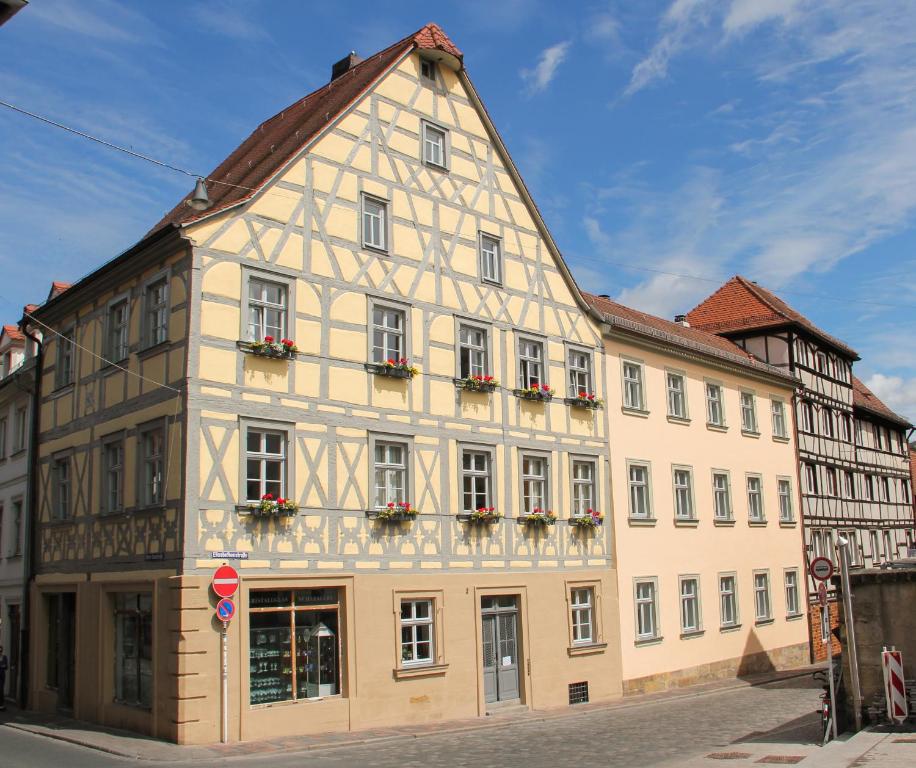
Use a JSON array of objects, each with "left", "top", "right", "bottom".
[
  {"left": 372, "top": 439, "right": 409, "bottom": 510},
  {"left": 718, "top": 573, "right": 739, "bottom": 629},
  {"left": 517, "top": 336, "right": 545, "bottom": 390},
  {"left": 705, "top": 382, "right": 725, "bottom": 427},
  {"left": 52, "top": 454, "right": 71, "bottom": 521},
  {"left": 753, "top": 571, "right": 772, "bottom": 622},
  {"left": 56, "top": 328, "right": 74, "bottom": 388},
  {"left": 805, "top": 463, "right": 818, "bottom": 495},
  {"left": 243, "top": 425, "right": 289, "bottom": 504},
  {"left": 142, "top": 272, "right": 169, "bottom": 349},
  {"left": 826, "top": 467, "right": 839, "bottom": 498},
  {"left": 371, "top": 303, "right": 407, "bottom": 364},
  {"left": 457, "top": 322, "right": 489, "bottom": 379},
  {"left": 479, "top": 232, "right": 502, "bottom": 285},
  {"left": 567, "top": 347, "right": 593, "bottom": 398},
  {"left": 627, "top": 460, "right": 652, "bottom": 520},
  {"left": 622, "top": 359, "right": 645, "bottom": 411},
  {"left": 361, "top": 193, "right": 389, "bottom": 252},
  {"left": 672, "top": 465, "right": 695, "bottom": 521},
  {"left": 634, "top": 578, "right": 659, "bottom": 641},
  {"left": 571, "top": 458, "right": 596, "bottom": 516},
  {"left": 666, "top": 371, "right": 688, "bottom": 420},
  {"left": 712, "top": 470, "right": 732, "bottom": 521},
  {"left": 822, "top": 407, "right": 835, "bottom": 439},
  {"left": 400, "top": 599, "right": 434, "bottom": 667},
  {"left": 570, "top": 587, "right": 594, "bottom": 645},
  {"left": 460, "top": 447, "right": 493, "bottom": 513},
  {"left": 740, "top": 391, "right": 758, "bottom": 434},
  {"left": 421, "top": 120, "right": 448, "bottom": 169},
  {"left": 520, "top": 452, "right": 549, "bottom": 514},
  {"left": 102, "top": 435, "right": 125, "bottom": 515},
  {"left": 746, "top": 474, "right": 764, "bottom": 522},
  {"left": 246, "top": 276, "right": 287, "bottom": 343},
  {"left": 139, "top": 422, "right": 165, "bottom": 508},
  {"left": 777, "top": 477, "right": 794, "bottom": 522},
  {"left": 679, "top": 576, "right": 702, "bottom": 634},
  {"left": 771, "top": 398, "right": 788, "bottom": 439},
  {"left": 107, "top": 296, "right": 130, "bottom": 362},
  {"left": 784, "top": 569, "right": 800, "bottom": 617}
]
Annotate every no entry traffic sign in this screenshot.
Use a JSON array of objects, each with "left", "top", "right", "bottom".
[
  {"left": 810, "top": 557, "right": 834, "bottom": 582},
  {"left": 216, "top": 598, "right": 236, "bottom": 623},
  {"left": 212, "top": 564, "right": 240, "bottom": 598}
]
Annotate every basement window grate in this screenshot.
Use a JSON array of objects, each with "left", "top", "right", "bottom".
[{"left": 568, "top": 681, "right": 589, "bottom": 705}]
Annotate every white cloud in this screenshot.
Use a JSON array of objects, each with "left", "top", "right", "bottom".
[
  {"left": 26, "top": 0, "right": 160, "bottom": 45},
  {"left": 521, "top": 41, "right": 571, "bottom": 94},
  {"left": 723, "top": 0, "right": 801, "bottom": 36},
  {"left": 862, "top": 373, "right": 916, "bottom": 426},
  {"left": 188, "top": 1, "right": 269, "bottom": 41}
]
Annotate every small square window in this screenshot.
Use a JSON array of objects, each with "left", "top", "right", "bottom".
[{"left": 420, "top": 59, "right": 437, "bottom": 82}]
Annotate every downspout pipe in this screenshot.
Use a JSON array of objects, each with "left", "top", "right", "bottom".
[{"left": 18, "top": 322, "right": 42, "bottom": 708}]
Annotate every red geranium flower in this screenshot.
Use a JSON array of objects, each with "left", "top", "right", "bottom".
[
  {"left": 277, "top": 498, "right": 286, "bottom": 505},
  {"left": 264, "top": 335, "right": 274, "bottom": 343},
  {"left": 262, "top": 493, "right": 273, "bottom": 500}
]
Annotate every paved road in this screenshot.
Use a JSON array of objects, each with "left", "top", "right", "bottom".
[{"left": 0, "top": 677, "right": 824, "bottom": 767}]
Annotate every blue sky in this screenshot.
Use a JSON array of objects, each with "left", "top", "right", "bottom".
[{"left": 1, "top": 1, "right": 914, "bottom": 423}]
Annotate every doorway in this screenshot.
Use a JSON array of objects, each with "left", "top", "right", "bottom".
[
  {"left": 481, "top": 595, "right": 520, "bottom": 704},
  {"left": 46, "top": 592, "right": 76, "bottom": 712},
  {"left": 7, "top": 603, "right": 20, "bottom": 703}
]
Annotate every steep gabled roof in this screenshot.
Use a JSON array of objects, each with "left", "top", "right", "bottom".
[
  {"left": 149, "top": 23, "right": 462, "bottom": 236},
  {"left": 686, "top": 275, "right": 859, "bottom": 360},
  {"left": 851, "top": 376, "right": 912, "bottom": 428},
  {"left": 1, "top": 324, "right": 24, "bottom": 344},
  {"left": 584, "top": 292, "right": 798, "bottom": 384}
]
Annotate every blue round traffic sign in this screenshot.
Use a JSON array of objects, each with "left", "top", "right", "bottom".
[{"left": 216, "top": 597, "right": 236, "bottom": 622}]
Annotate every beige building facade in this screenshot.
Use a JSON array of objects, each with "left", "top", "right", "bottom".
[
  {"left": 26, "top": 26, "right": 622, "bottom": 744},
  {"left": 586, "top": 295, "right": 810, "bottom": 693}
]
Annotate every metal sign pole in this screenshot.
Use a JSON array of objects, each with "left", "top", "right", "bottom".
[
  {"left": 221, "top": 620, "right": 229, "bottom": 744},
  {"left": 826, "top": 618, "right": 838, "bottom": 741}
]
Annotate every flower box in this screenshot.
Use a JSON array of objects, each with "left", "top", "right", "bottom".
[
  {"left": 457, "top": 507, "right": 501, "bottom": 523},
  {"left": 457, "top": 375, "right": 499, "bottom": 393},
  {"left": 241, "top": 336, "right": 298, "bottom": 359},
  {"left": 517, "top": 509, "right": 557, "bottom": 526},
  {"left": 569, "top": 510, "right": 605, "bottom": 528},
  {"left": 367, "top": 502, "right": 419, "bottom": 521},
  {"left": 566, "top": 393, "right": 604, "bottom": 410},
  {"left": 366, "top": 359, "right": 419, "bottom": 379},
  {"left": 245, "top": 494, "right": 298, "bottom": 517},
  {"left": 514, "top": 385, "right": 554, "bottom": 402}
]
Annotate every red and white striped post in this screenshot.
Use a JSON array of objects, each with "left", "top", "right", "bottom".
[{"left": 881, "top": 647, "right": 908, "bottom": 724}]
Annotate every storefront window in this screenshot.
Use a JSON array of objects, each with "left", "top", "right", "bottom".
[
  {"left": 114, "top": 593, "right": 153, "bottom": 707},
  {"left": 249, "top": 588, "right": 341, "bottom": 705}
]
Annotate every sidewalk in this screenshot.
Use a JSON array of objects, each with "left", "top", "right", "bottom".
[{"left": 0, "top": 666, "right": 875, "bottom": 764}]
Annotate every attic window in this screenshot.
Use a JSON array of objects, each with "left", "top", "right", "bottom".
[{"left": 420, "top": 59, "right": 437, "bottom": 83}]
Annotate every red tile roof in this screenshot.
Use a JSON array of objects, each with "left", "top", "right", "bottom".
[
  {"left": 49, "top": 282, "right": 71, "bottom": 299},
  {"left": 1, "top": 324, "right": 24, "bottom": 343},
  {"left": 149, "top": 23, "right": 461, "bottom": 236},
  {"left": 584, "top": 292, "right": 797, "bottom": 383},
  {"left": 851, "top": 376, "right": 912, "bottom": 427},
  {"left": 686, "top": 276, "right": 859, "bottom": 359}
]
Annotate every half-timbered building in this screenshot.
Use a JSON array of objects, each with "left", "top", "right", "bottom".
[
  {"left": 687, "top": 276, "right": 914, "bottom": 658},
  {"left": 25, "top": 24, "right": 621, "bottom": 743}
]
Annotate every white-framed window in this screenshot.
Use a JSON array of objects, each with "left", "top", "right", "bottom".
[
  {"left": 870, "top": 530, "right": 881, "bottom": 564},
  {"left": 673, "top": 467, "right": 694, "bottom": 520},
  {"left": 771, "top": 399, "right": 788, "bottom": 438},
  {"left": 843, "top": 529, "right": 862, "bottom": 567},
  {"left": 902, "top": 480, "right": 912, "bottom": 505},
  {"left": 458, "top": 324, "right": 488, "bottom": 379},
  {"left": 634, "top": 579, "right": 659, "bottom": 641},
  {"left": 52, "top": 456, "right": 71, "bottom": 520},
  {"left": 420, "top": 58, "right": 437, "bottom": 83},
  {"left": 705, "top": 383, "right": 724, "bottom": 426},
  {"left": 143, "top": 277, "right": 169, "bottom": 348},
  {"left": 666, "top": 372, "right": 687, "bottom": 419},
  {"left": 801, "top": 401, "right": 814, "bottom": 433},
  {"left": 400, "top": 599, "right": 434, "bottom": 666},
  {"left": 13, "top": 406, "right": 26, "bottom": 452},
  {"left": 816, "top": 351, "right": 828, "bottom": 374},
  {"left": 361, "top": 194, "right": 388, "bottom": 251},
  {"left": 777, "top": 478, "right": 793, "bottom": 522},
  {"left": 518, "top": 338, "right": 544, "bottom": 389},
  {"left": 570, "top": 587, "right": 594, "bottom": 645},
  {"left": 622, "top": 361, "right": 644, "bottom": 411},
  {"left": 746, "top": 475, "right": 764, "bottom": 521},
  {"left": 784, "top": 570, "right": 800, "bottom": 616},
  {"left": 822, "top": 407, "right": 835, "bottom": 438},
  {"left": 880, "top": 476, "right": 891, "bottom": 502},
  {"left": 372, "top": 305, "right": 405, "bottom": 363},
  {"left": 719, "top": 574, "right": 738, "bottom": 628},
  {"left": 108, "top": 298, "right": 129, "bottom": 362},
  {"left": 884, "top": 529, "right": 895, "bottom": 561},
  {"left": 461, "top": 449, "right": 492, "bottom": 512},
  {"left": 628, "top": 462, "right": 651, "bottom": 519},
  {"left": 140, "top": 424, "right": 164, "bottom": 507},
  {"left": 568, "top": 349, "right": 592, "bottom": 397},
  {"left": 479, "top": 233, "right": 502, "bottom": 284},
  {"left": 754, "top": 572, "right": 772, "bottom": 621},
  {"left": 740, "top": 392, "right": 757, "bottom": 433},
  {"left": 826, "top": 467, "right": 838, "bottom": 497},
  {"left": 840, "top": 413, "right": 852, "bottom": 442},
  {"left": 712, "top": 471, "right": 732, "bottom": 520},
  {"left": 572, "top": 459, "right": 596, "bottom": 516},
  {"left": 679, "top": 577, "right": 701, "bottom": 633},
  {"left": 421, "top": 121, "right": 447, "bottom": 168},
  {"left": 245, "top": 428, "right": 287, "bottom": 503},
  {"left": 103, "top": 438, "right": 124, "bottom": 514},
  {"left": 374, "top": 441, "right": 407, "bottom": 509},
  {"left": 864, "top": 474, "right": 875, "bottom": 501},
  {"left": 843, "top": 471, "right": 856, "bottom": 500},
  {"left": 521, "top": 454, "right": 547, "bottom": 513},
  {"left": 247, "top": 277, "right": 287, "bottom": 342},
  {"left": 804, "top": 463, "right": 818, "bottom": 495},
  {"left": 56, "top": 329, "right": 74, "bottom": 388}
]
